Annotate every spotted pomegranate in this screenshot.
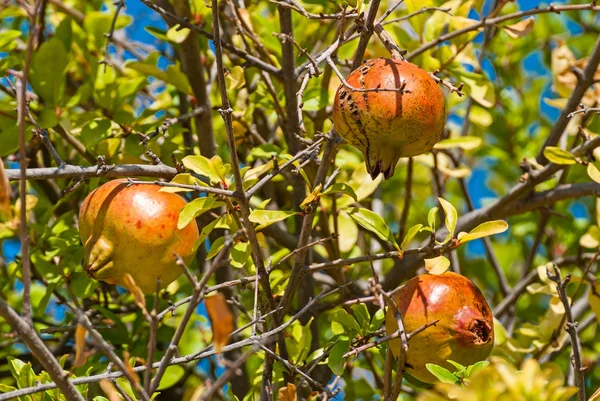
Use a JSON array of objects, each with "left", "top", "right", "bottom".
[
  {"left": 385, "top": 272, "right": 494, "bottom": 383},
  {"left": 79, "top": 179, "right": 199, "bottom": 294},
  {"left": 332, "top": 58, "right": 446, "bottom": 179}
]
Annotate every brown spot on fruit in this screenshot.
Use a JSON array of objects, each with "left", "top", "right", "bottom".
[
  {"left": 385, "top": 272, "right": 494, "bottom": 383},
  {"left": 136, "top": 220, "right": 142, "bottom": 229},
  {"left": 332, "top": 58, "right": 446, "bottom": 180}
]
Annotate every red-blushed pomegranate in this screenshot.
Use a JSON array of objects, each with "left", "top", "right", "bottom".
[
  {"left": 79, "top": 179, "right": 199, "bottom": 294},
  {"left": 332, "top": 58, "right": 446, "bottom": 180},
  {"left": 385, "top": 272, "right": 494, "bottom": 383}
]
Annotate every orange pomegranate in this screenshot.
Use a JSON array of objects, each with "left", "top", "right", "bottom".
[
  {"left": 79, "top": 179, "right": 199, "bottom": 294},
  {"left": 386, "top": 272, "right": 494, "bottom": 383},
  {"left": 332, "top": 58, "right": 446, "bottom": 179}
]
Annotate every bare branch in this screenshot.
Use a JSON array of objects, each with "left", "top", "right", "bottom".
[{"left": 546, "top": 265, "right": 586, "bottom": 401}]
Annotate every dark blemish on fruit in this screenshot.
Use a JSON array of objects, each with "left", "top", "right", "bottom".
[{"left": 136, "top": 220, "right": 142, "bottom": 229}]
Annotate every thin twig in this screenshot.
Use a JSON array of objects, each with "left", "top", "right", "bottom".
[
  {"left": 397, "top": 158, "right": 413, "bottom": 242},
  {"left": 546, "top": 264, "right": 586, "bottom": 401}
]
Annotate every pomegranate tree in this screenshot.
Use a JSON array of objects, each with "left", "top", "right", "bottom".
[
  {"left": 79, "top": 179, "right": 199, "bottom": 294},
  {"left": 332, "top": 58, "right": 446, "bottom": 180},
  {"left": 386, "top": 272, "right": 494, "bottom": 383}
]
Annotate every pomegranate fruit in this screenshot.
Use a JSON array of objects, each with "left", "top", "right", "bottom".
[
  {"left": 332, "top": 58, "right": 446, "bottom": 180},
  {"left": 385, "top": 272, "right": 494, "bottom": 383},
  {"left": 79, "top": 179, "right": 199, "bottom": 294}
]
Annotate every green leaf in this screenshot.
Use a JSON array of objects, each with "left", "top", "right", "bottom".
[
  {"left": 328, "top": 339, "right": 350, "bottom": 375},
  {"left": 7, "top": 357, "right": 25, "bottom": 380},
  {"left": 248, "top": 210, "right": 297, "bottom": 227},
  {"left": 400, "top": 224, "right": 423, "bottom": 252},
  {"left": 178, "top": 197, "right": 225, "bottom": 229},
  {"left": 0, "top": 30, "right": 21, "bottom": 51},
  {"left": 182, "top": 155, "right": 222, "bottom": 184},
  {"left": 188, "top": 155, "right": 230, "bottom": 186},
  {"left": 84, "top": 11, "right": 131, "bottom": 49},
  {"left": 425, "top": 364, "right": 460, "bottom": 384},
  {"left": 446, "top": 360, "right": 466, "bottom": 373},
  {"left": 157, "top": 365, "right": 185, "bottom": 390},
  {"left": 206, "top": 236, "right": 226, "bottom": 259},
  {"left": 196, "top": 216, "right": 221, "bottom": 248},
  {"left": 424, "top": 255, "right": 451, "bottom": 275},
  {"left": 588, "top": 162, "right": 600, "bottom": 183},
  {"left": 159, "top": 173, "right": 207, "bottom": 193},
  {"left": 347, "top": 207, "right": 399, "bottom": 248},
  {"left": 466, "top": 360, "right": 489, "bottom": 377},
  {"left": 0, "top": 383, "right": 16, "bottom": 392},
  {"left": 351, "top": 304, "right": 370, "bottom": 333},
  {"left": 17, "top": 362, "right": 35, "bottom": 389},
  {"left": 30, "top": 38, "right": 68, "bottom": 107},
  {"left": 434, "top": 136, "right": 482, "bottom": 151},
  {"left": 230, "top": 242, "right": 251, "bottom": 268},
  {"left": 322, "top": 183, "right": 358, "bottom": 201},
  {"left": 71, "top": 271, "right": 98, "bottom": 298},
  {"left": 369, "top": 309, "right": 385, "bottom": 332},
  {"left": 428, "top": 206, "right": 439, "bottom": 230},
  {"left": 329, "top": 309, "right": 362, "bottom": 334},
  {"left": 438, "top": 198, "right": 458, "bottom": 238},
  {"left": 543, "top": 146, "right": 577, "bottom": 165},
  {"left": 457, "top": 220, "right": 509, "bottom": 244},
  {"left": 127, "top": 54, "right": 191, "bottom": 94}
]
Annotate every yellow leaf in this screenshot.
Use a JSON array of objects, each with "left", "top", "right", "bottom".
[
  {"left": 122, "top": 273, "right": 147, "bottom": 309},
  {"left": 74, "top": 324, "right": 87, "bottom": 368},
  {"left": 580, "top": 225, "right": 600, "bottom": 249},
  {"left": 256, "top": 232, "right": 268, "bottom": 249},
  {"left": 589, "top": 281, "right": 600, "bottom": 324},
  {"left": 300, "top": 184, "right": 322, "bottom": 210},
  {"left": 0, "top": 161, "right": 11, "bottom": 221},
  {"left": 503, "top": 17, "right": 534, "bottom": 38},
  {"left": 424, "top": 255, "right": 450, "bottom": 275},
  {"left": 15, "top": 194, "right": 38, "bottom": 216},
  {"left": 434, "top": 136, "right": 482, "bottom": 151},
  {"left": 226, "top": 66, "right": 246, "bottom": 90},
  {"left": 166, "top": 25, "right": 190, "bottom": 43},
  {"left": 457, "top": 220, "right": 508, "bottom": 244},
  {"left": 205, "top": 292, "right": 234, "bottom": 352},
  {"left": 278, "top": 383, "right": 297, "bottom": 401},
  {"left": 588, "top": 163, "right": 600, "bottom": 184}
]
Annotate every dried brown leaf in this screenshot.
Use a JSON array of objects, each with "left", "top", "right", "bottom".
[
  {"left": 205, "top": 292, "right": 234, "bottom": 352},
  {"left": 122, "top": 350, "right": 140, "bottom": 385},
  {"left": 278, "top": 383, "right": 297, "bottom": 401},
  {"left": 503, "top": 17, "right": 534, "bottom": 38},
  {"left": 122, "top": 273, "right": 146, "bottom": 310},
  {"left": 99, "top": 379, "right": 121, "bottom": 401},
  {"left": 74, "top": 324, "right": 88, "bottom": 368},
  {"left": 0, "top": 161, "right": 11, "bottom": 221}
]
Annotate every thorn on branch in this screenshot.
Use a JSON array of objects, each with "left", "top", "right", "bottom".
[
  {"left": 430, "top": 71, "right": 464, "bottom": 97},
  {"left": 96, "top": 156, "right": 115, "bottom": 176},
  {"left": 61, "top": 178, "right": 84, "bottom": 196},
  {"left": 145, "top": 149, "right": 162, "bottom": 165}
]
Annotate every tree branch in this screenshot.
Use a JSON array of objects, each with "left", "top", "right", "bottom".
[
  {"left": 538, "top": 34, "right": 600, "bottom": 163},
  {"left": 0, "top": 299, "right": 85, "bottom": 401}
]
